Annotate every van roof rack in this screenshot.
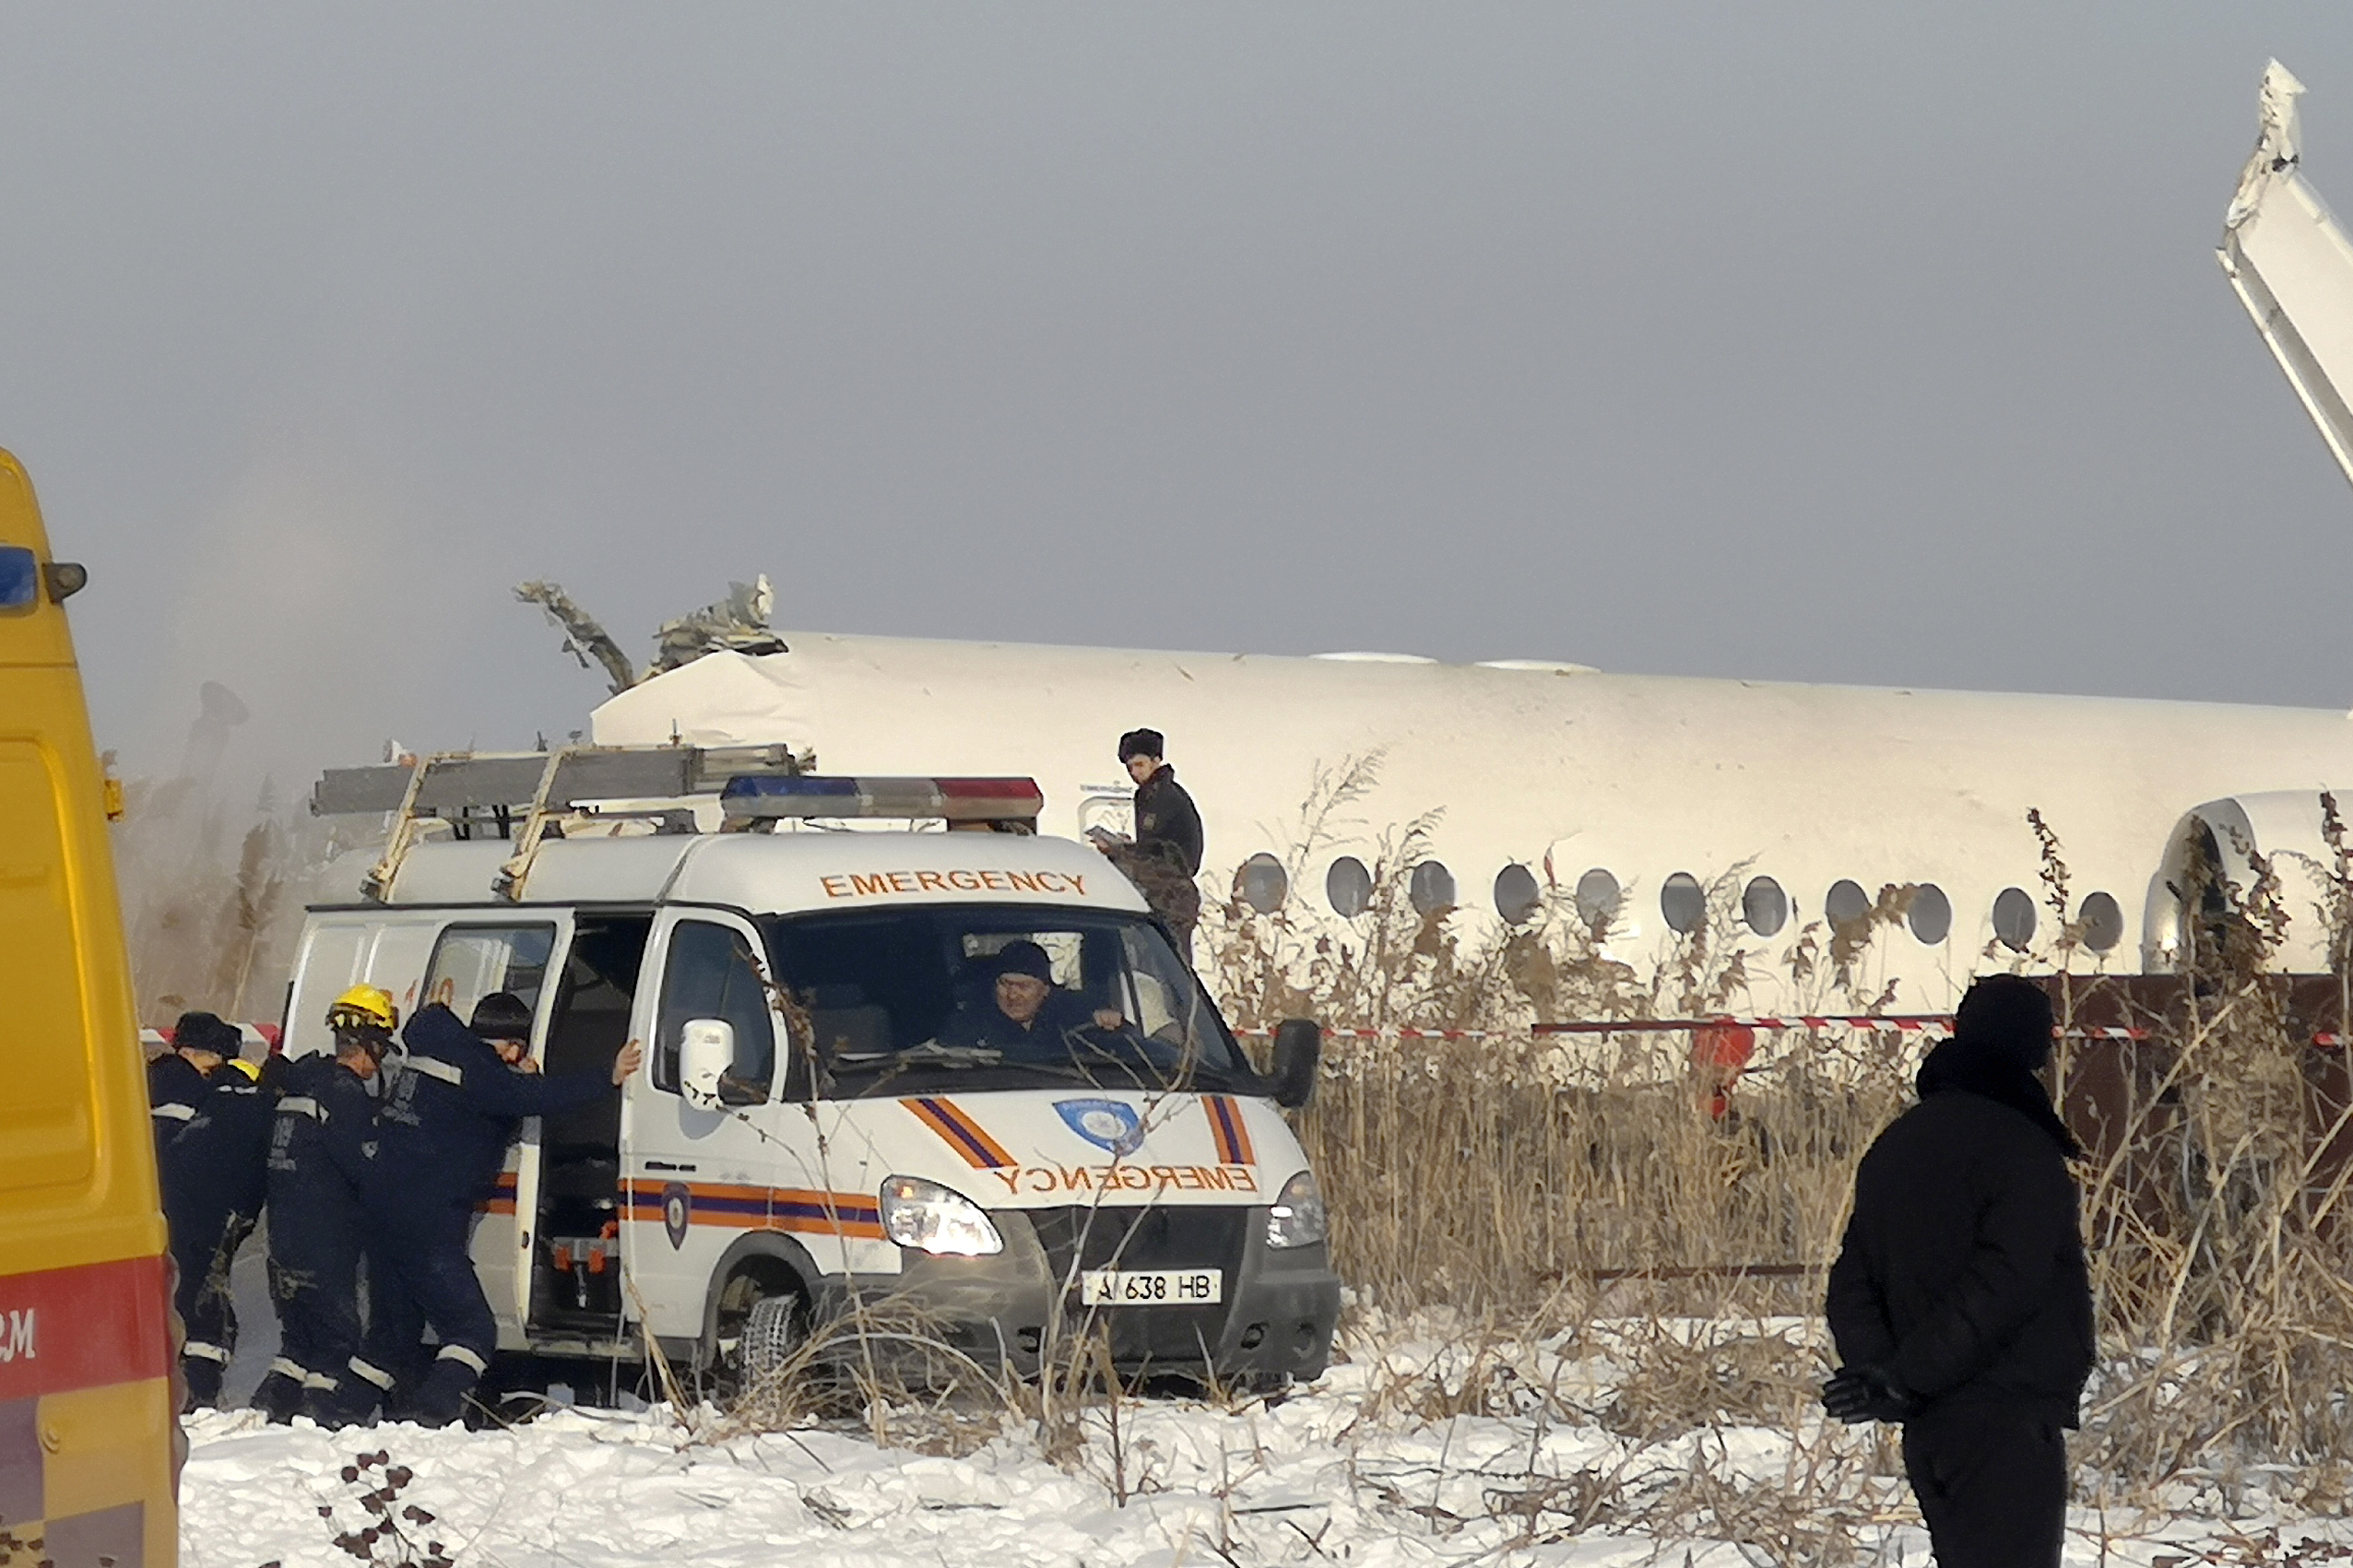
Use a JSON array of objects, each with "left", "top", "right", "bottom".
[
  {"left": 311, "top": 745, "right": 1044, "bottom": 902},
  {"left": 313, "top": 744, "right": 810, "bottom": 902}
]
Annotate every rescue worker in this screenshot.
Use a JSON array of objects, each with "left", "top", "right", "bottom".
[
  {"left": 468, "top": 990, "right": 538, "bottom": 1072},
  {"left": 147, "top": 1009, "right": 226, "bottom": 1160},
  {"left": 154, "top": 1011, "right": 279, "bottom": 1409},
  {"left": 940, "top": 942, "right": 1125, "bottom": 1057},
  {"left": 1094, "top": 728, "right": 1204, "bottom": 961},
  {"left": 250, "top": 985, "right": 395, "bottom": 1425},
  {"left": 330, "top": 998, "right": 640, "bottom": 1427},
  {"left": 1823, "top": 973, "right": 2094, "bottom": 1568}
]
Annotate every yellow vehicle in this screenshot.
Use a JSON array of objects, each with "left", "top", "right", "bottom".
[{"left": 0, "top": 451, "right": 177, "bottom": 1567}]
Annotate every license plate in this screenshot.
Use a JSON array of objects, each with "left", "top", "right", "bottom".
[{"left": 1078, "top": 1267, "right": 1224, "bottom": 1306}]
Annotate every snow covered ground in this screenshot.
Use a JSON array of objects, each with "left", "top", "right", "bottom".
[{"left": 180, "top": 1326, "right": 2353, "bottom": 1568}]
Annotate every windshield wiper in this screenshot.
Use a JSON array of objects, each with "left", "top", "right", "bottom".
[{"left": 833, "top": 1041, "right": 1005, "bottom": 1069}]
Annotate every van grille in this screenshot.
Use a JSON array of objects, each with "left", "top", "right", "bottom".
[{"left": 1025, "top": 1204, "right": 1252, "bottom": 1367}]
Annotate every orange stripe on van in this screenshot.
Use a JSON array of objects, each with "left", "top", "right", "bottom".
[
  {"left": 621, "top": 1180, "right": 887, "bottom": 1241},
  {"left": 903, "top": 1096, "right": 1016, "bottom": 1168},
  {"left": 1205, "top": 1096, "right": 1254, "bottom": 1166}
]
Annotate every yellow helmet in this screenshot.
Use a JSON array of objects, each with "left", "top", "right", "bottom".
[
  {"left": 225, "top": 1056, "right": 262, "bottom": 1082},
  {"left": 325, "top": 984, "right": 398, "bottom": 1036}
]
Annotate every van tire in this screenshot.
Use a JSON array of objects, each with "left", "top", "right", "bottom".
[{"left": 738, "top": 1292, "right": 805, "bottom": 1392}]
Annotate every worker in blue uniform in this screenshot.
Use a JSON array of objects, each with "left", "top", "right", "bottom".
[
  {"left": 153, "top": 1010, "right": 278, "bottom": 1409},
  {"left": 331, "top": 997, "right": 641, "bottom": 1427},
  {"left": 147, "top": 1010, "right": 226, "bottom": 1161},
  {"left": 250, "top": 984, "right": 396, "bottom": 1425}
]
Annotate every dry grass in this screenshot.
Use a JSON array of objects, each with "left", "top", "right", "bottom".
[
  {"left": 111, "top": 764, "right": 343, "bottom": 1029},
  {"left": 127, "top": 743, "right": 2353, "bottom": 1515},
  {"left": 1202, "top": 765, "right": 2353, "bottom": 1507}
]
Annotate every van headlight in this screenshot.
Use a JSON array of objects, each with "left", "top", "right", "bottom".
[
  {"left": 880, "top": 1175, "right": 1004, "bottom": 1256},
  {"left": 1266, "top": 1170, "right": 1328, "bottom": 1249}
]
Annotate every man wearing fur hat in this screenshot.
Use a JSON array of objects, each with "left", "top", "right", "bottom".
[
  {"left": 1823, "top": 973, "right": 2094, "bottom": 1568},
  {"left": 1091, "top": 727, "right": 1204, "bottom": 963}
]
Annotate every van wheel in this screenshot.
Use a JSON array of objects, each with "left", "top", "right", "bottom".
[{"left": 737, "top": 1292, "right": 807, "bottom": 1397}]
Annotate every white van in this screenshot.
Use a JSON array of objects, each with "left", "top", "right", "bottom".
[{"left": 287, "top": 749, "right": 1338, "bottom": 1394}]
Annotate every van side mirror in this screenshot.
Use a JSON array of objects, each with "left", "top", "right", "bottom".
[
  {"left": 679, "top": 1018, "right": 734, "bottom": 1109},
  {"left": 1268, "top": 1018, "right": 1321, "bottom": 1110}
]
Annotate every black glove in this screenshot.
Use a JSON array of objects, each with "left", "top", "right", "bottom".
[{"left": 1821, "top": 1363, "right": 1918, "bottom": 1424}]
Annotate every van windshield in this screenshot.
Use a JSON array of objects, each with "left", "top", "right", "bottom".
[{"left": 760, "top": 906, "right": 1257, "bottom": 1096}]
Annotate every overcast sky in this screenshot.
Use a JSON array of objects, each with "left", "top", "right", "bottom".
[{"left": 8, "top": 6, "right": 2353, "bottom": 789}]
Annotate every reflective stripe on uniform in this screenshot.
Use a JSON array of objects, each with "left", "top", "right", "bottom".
[
  {"left": 152, "top": 1102, "right": 196, "bottom": 1122},
  {"left": 434, "top": 1344, "right": 487, "bottom": 1374},
  {"left": 404, "top": 1055, "right": 463, "bottom": 1086},
  {"left": 184, "top": 1340, "right": 231, "bottom": 1364},
  {"left": 347, "top": 1357, "right": 396, "bottom": 1390},
  {"left": 278, "top": 1095, "right": 324, "bottom": 1121},
  {"left": 304, "top": 1372, "right": 340, "bottom": 1392},
  {"left": 266, "top": 1356, "right": 310, "bottom": 1382}
]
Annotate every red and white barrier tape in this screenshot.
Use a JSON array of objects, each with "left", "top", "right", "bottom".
[
  {"left": 1234, "top": 1016, "right": 2171, "bottom": 1041},
  {"left": 140, "top": 1021, "right": 284, "bottom": 1054}
]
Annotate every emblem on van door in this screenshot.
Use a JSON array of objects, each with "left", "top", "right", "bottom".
[
  {"left": 1055, "top": 1099, "right": 1144, "bottom": 1157},
  {"left": 663, "top": 1182, "right": 692, "bottom": 1249}
]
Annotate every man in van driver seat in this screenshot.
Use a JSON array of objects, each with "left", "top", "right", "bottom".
[
  {"left": 940, "top": 941, "right": 1123, "bottom": 1057},
  {"left": 327, "top": 999, "right": 643, "bottom": 1428}
]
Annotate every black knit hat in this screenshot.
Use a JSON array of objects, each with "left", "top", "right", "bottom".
[
  {"left": 1952, "top": 973, "right": 2054, "bottom": 1069},
  {"left": 468, "top": 991, "right": 535, "bottom": 1043},
  {"left": 1117, "top": 728, "right": 1165, "bottom": 763},
  {"left": 172, "top": 1010, "right": 242, "bottom": 1059},
  {"left": 993, "top": 940, "right": 1056, "bottom": 983}
]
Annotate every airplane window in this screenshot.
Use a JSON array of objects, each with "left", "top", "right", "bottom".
[
  {"left": 1826, "top": 879, "right": 1870, "bottom": 925},
  {"left": 1409, "top": 860, "right": 1456, "bottom": 915},
  {"left": 1575, "top": 868, "right": 1620, "bottom": 930},
  {"left": 1494, "top": 864, "right": 1542, "bottom": 925},
  {"left": 1326, "top": 855, "right": 1373, "bottom": 918},
  {"left": 2079, "top": 890, "right": 2123, "bottom": 952},
  {"left": 1910, "top": 883, "right": 1952, "bottom": 945},
  {"left": 1236, "top": 853, "right": 1289, "bottom": 914},
  {"left": 1742, "top": 876, "right": 1787, "bottom": 937},
  {"left": 1992, "top": 887, "right": 2037, "bottom": 951},
  {"left": 1661, "top": 872, "right": 1705, "bottom": 935}
]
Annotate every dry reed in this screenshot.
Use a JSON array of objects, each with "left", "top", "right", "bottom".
[{"left": 125, "top": 743, "right": 2353, "bottom": 1513}]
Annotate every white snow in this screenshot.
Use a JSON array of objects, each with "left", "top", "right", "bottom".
[{"left": 179, "top": 1328, "right": 2353, "bottom": 1568}]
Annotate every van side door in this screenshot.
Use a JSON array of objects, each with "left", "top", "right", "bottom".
[
  {"left": 283, "top": 912, "right": 446, "bottom": 1058},
  {"left": 621, "top": 909, "right": 786, "bottom": 1347},
  {"left": 414, "top": 915, "right": 570, "bottom": 1338}
]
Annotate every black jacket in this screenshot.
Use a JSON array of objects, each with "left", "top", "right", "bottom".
[
  {"left": 148, "top": 1053, "right": 207, "bottom": 1161},
  {"left": 267, "top": 1052, "right": 381, "bottom": 1239},
  {"left": 939, "top": 988, "right": 1105, "bottom": 1058},
  {"left": 373, "top": 1004, "right": 614, "bottom": 1216},
  {"left": 1826, "top": 1038, "right": 2095, "bottom": 1426},
  {"left": 153, "top": 1059, "right": 277, "bottom": 1228},
  {"left": 1133, "top": 765, "right": 1203, "bottom": 878}
]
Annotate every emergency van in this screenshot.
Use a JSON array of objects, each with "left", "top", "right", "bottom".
[
  {"left": 0, "top": 451, "right": 178, "bottom": 1565},
  {"left": 290, "top": 750, "right": 1339, "bottom": 1394}
]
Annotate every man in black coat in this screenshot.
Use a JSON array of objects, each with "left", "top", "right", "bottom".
[
  {"left": 251, "top": 987, "right": 395, "bottom": 1424},
  {"left": 939, "top": 940, "right": 1126, "bottom": 1057},
  {"left": 329, "top": 999, "right": 639, "bottom": 1427},
  {"left": 1095, "top": 727, "right": 1205, "bottom": 962},
  {"left": 152, "top": 1011, "right": 279, "bottom": 1409},
  {"left": 147, "top": 1012, "right": 226, "bottom": 1161},
  {"left": 1824, "top": 973, "right": 2094, "bottom": 1568}
]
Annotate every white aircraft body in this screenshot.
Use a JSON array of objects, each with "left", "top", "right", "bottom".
[
  {"left": 590, "top": 638, "right": 2353, "bottom": 1014},
  {"left": 576, "top": 65, "right": 2353, "bottom": 1019}
]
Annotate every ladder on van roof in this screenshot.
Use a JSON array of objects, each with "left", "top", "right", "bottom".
[
  {"left": 312, "top": 743, "right": 811, "bottom": 902},
  {"left": 311, "top": 745, "right": 1047, "bottom": 902}
]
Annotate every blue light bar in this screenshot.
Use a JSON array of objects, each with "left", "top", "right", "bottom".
[
  {"left": 720, "top": 774, "right": 1042, "bottom": 821},
  {"left": 0, "top": 548, "right": 38, "bottom": 610}
]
